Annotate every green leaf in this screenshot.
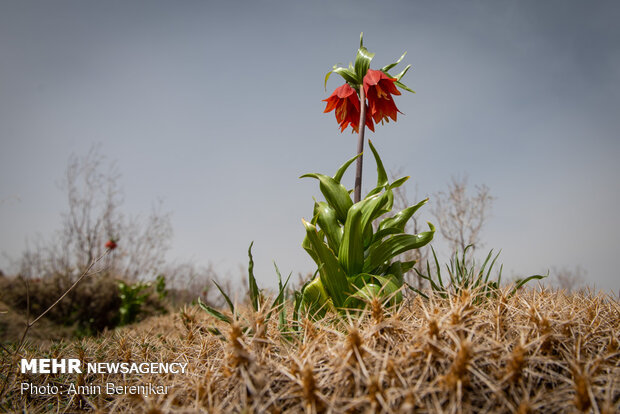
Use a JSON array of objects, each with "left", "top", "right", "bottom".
[
  {"left": 378, "top": 198, "right": 428, "bottom": 232},
  {"left": 276, "top": 265, "right": 286, "bottom": 329},
  {"left": 279, "top": 274, "right": 291, "bottom": 332},
  {"left": 213, "top": 280, "right": 235, "bottom": 315},
  {"left": 371, "top": 227, "right": 403, "bottom": 245},
  {"left": 414, "top": 267, "right": 443, "bottom": 293},
  {"left": 497, "top": 264, "right": 503, "bottom": 287},
  {"left": 351, "top": 283, "right": 382, "bottom": 302},
  {"left": 347, "top": 273, "right": 402, "bottom": 305},
  {"left": 207, "top": 327, "right": 224, "bottom": 337},
  {"left": 339, "top": 204, "right": 364, "bottom": 276},
  {"left": 510, "top": 273, "right": 547, "bottom": 296},
  {"left": 364, "top": 222, "right": 435, "bottom": 273},
  {"left": 302, "top": 233, "right": 319, "bottom": 265},
  {"left": 333, "top": 66, "right": 360, "bottom": 87},
  {"left": 247, "top": 242, "right": 259, "bottom": 311},
  {"left": 376, "top": 187, "right": 394, "bottom": 217},
  {"left": 381, "top": 51, "right": 407, "bottom": 73},
  {"left": 344, "top": 276, "right": 380, "bottom": 303},
  {"left": 300, "top": 173, "right": 353, "bottom": 223},
  {"left": 384, "top": 261, "right": 404, "bottom": 286},
  {"left": 301, "top": 276, "right": 334, "bottom": 317},
  {"left": 266, "top": 263, "right": 291, "bottom": 324},
  {"left": 389, "top": 176, "right": 410, "bottom": 190},
  {"left": 483, "top": 250, "right": 502, "bottom": 285},
  {"left": 431, "top": 246, "right": 444, "bottom": 289},
  {"left": 446, "top": 262, "right": 457, "bottom": 290},
  {"left": 368, "top": 140, "right": 388, "bottom": 188},
  {"left": 359, "top": 190, "right": 386, "bottom": 218},
  {"left": 400, "top": 260, "right": 417, "bottom": 274},
  {"left": 395, "top": 80, "right": 415, "bottom": 93},
  {"left": 334, "top": 153, "right": 362, "bottom": 184},
  {"left": 354, "top": 46, "right": 375, "bottom": 85},
  {"left": 406, "top": 282, "right": 429, "bottom": 299},
  {"left": 349, "top": 272, "right": 374, "bottom": 288},
  {"left": 294, "top": 273, "right": 317, "bottom": 327},
  {"left": 373, "top": 274, "right": 403, "bottom": 304},
  {"left": 198, "top": 297, "right": 232, "bottom": 324},
  {"left": 357, "top": 192, "right": 390, "bottom": 247},
  {"left": 303, "top": 219, "right": 351, "bottom": 308},
  {"left": 395, "top": 64, "right": 411, "bottom": 81},
  {"left": 314, "top": 202, "right": 343, "bottom": 252},
  {"left": 324, "top": 70, "right": 333, "bottom": 91},
  {"left": 365, "top": 185, "right": 384, "bottom": 198},
  {"left": 292, "top": 290, "right": 302, "bottom": 331}
]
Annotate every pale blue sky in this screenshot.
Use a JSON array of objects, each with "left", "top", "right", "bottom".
[{"left": 1, "top": 1, "right": 619, "bottom": 292}]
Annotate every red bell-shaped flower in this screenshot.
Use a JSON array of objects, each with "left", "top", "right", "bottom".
[
  {"left": 363, "top": 69, "right": 401, "bottom": 124},
  {"left": 323, "top": 83, "right": 374, "bottom": 133},
  {"left": 105, "top": 239, "right": 118, "bottom": 250}
]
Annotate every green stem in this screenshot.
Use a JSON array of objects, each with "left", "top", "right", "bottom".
[{"left": 354, "top": 86, "right": 367, "bottom": 203}]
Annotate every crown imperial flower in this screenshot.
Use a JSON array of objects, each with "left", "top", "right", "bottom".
[
  {"left": 323, "top": 33, "right": 413, "bottom": 133},
  {"left": 323, "top": 84, "right": 374, "bottom": 133},
  {"left": 322, "top": 33, "right": 415, "bottom": 203},
  {"left": 364, "top": 69, "right": 401, "bottom": 124}
]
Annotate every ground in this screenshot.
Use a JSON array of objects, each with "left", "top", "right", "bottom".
[{"left": 1, "top": 287, "right": 618, "bottom": 413}]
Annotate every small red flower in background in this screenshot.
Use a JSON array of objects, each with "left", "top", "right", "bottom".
[
  {"left": 363, "top": 69, "right": 401, "bottom": 124},
  {"left": 105, "top": 239, "right": 117, "bottom": 250},
  {"left": 323, "top": 83, "right": 374, "bottom": 133}
]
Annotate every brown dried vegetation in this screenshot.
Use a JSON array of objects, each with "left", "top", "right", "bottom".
[{"left": 2, "top": 286, "right": 618, "bottom": 413}]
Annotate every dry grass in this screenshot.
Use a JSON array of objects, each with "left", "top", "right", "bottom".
[{"left": 2, "top": 286, "right": 618, "bottom": 413}]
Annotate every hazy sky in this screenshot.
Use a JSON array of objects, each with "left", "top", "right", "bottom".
[{"left": 1, "top": 1, "right": 619, "bottom": 292}]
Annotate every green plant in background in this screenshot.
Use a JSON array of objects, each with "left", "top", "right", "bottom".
[
  {"left": 118, "top": 280, "right": 151, "bottom": 326},
  {"left": 155, "top": 274, "right": 168, "bottom": 301},
  {"left": 198, "top": 243, "right": 291, "bottom": 338},
  {"left": 299, "top": 140, "right": 434, "bottom": 317},
  {"left": 412, "top": 245, "right": 547, "bottom": 302}
]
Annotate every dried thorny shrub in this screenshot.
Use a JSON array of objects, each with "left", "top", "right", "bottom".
[{"left": 2, "top": 286, "right": 618, "bottom": 413}]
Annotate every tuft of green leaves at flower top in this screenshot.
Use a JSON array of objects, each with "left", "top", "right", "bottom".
[{"left": 323, "top": 33, "right": 414, "bottom": 133}]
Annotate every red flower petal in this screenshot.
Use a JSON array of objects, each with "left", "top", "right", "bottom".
[
  {"left": 363, "top": 69, "right": 402, "bottom": 125},
  {"left": 323, "top": 83, "right": 364, "bottom": 133},
  {"left": 363, "top": 69, "right": 401, "bottom": 96}
]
